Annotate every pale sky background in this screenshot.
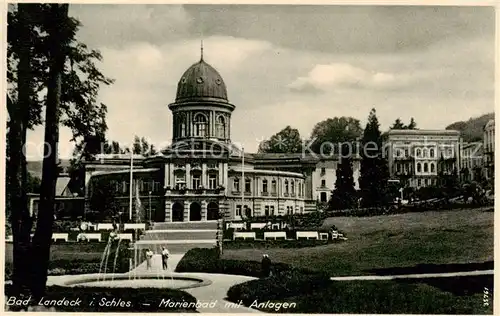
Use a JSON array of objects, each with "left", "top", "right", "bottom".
[{"left": 24, "top": 4, "right": 495, "bottom": 160}]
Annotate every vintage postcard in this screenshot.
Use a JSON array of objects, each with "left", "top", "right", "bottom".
[{"left": 3, "top": 2, "right": 496, "bottom": 314}]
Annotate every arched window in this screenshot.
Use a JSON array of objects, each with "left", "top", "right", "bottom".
[
  {"left": 423, "top": 162, "right": 428, "bottom": 172},
  {"left": 417, "top": 163, "right": 422, "bottom": 173},
  {"left": 233, "top": 178, "right": 240, "bottom": 192},
  {"left": 430, "top": 163, "right": 435, "bottom": 173},
  {"left": 262, "top": 179, "right": 268, "bottom": 193},
  {"left": 194, "top": 113, "right": 208, "bottom": 137},
  {"left": 429, "top": 148, "right": 435, "bottom": 158},
  {"left": 216, "top": 115, "right": 226, "bottom": 139},
  {"left": 416, "top": 148, "right": 422, "bottom": 158},
  {"left": 423, "top": 148, "right": 428, "bottom": 158},
  {"left": 291, "top": 180, "right": 295, "bottom": 195},
  {"left": 284, "top": 180, "right": 289, "bottom": 195}
]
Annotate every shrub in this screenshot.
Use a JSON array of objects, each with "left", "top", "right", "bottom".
[{"left": 227, "top": 270, "right": 332, "bottom": 306}]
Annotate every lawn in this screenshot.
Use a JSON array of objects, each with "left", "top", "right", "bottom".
[{"left": 222, "top": 208, "right": 493, "bottom": 276}]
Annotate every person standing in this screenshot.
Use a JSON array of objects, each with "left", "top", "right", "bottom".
[
  {"left": 145, "top": 248, "right": 154, "bottom": 271},
  {"left": 161, "top": 247, "right": 170, "bottom": 270},
  {"left": 261, "top": 254, "right": 272, "bottom": 277}
]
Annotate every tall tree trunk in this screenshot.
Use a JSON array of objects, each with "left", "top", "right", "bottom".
[
  {"left": 9, "top": 4, "right": 34, "bottom": 296},
  {"left": 30, "top": 3, "right": 69, "bottom": 299}
]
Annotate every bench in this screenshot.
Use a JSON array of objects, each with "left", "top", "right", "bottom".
[
  {"left": 296, "top": 231, "right": 319, "bottom": 240},
  {"left": 52, "top": 233, "right": 69, "bottom": 242},
  {"left": 84, "top": 233, "right": 102, "bottom": 242},
  {"left": 264, "top": 231, "right": 286, "bottom": 240},
  {"left": 97, "top": 223, "right": 114, "bottom": 230},
  {"left": 124, "top": 223, "right": 146, "bottom": 230},
  {"left": 117, "top": 233, "right": 133, "bottom": 241},
  {"left": 233, "top": 232, "right": 256, "bottom": 240},
  {"left": 227, "top": 222, "right": 245, "bottom": 230}
]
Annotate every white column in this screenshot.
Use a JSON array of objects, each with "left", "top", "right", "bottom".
[
  {"left": 186, "top": 164, "right": 191, "bottom": 188},
  {"left": 202, "top": 163, "right": 207, "bottom": 187}
]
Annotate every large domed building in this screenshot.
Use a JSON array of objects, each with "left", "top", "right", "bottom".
[{"left": 84, "top": 52, "right": 361, "bottom": 223}]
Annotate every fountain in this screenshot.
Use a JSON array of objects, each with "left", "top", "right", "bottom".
[{"left": 55, "top": 225, "right": 210, "bottom": 290}]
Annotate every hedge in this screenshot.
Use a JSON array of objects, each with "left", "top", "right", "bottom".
[
  {"left": 5, "top": 241, "right": 130, "bottom": 280},
  {"left": 4, "top": 285, "right": 198, "bottom": 313}
]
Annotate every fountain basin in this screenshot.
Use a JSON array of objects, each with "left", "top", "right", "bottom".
[{"left": 59, "top": 274, "right": 211, "bottom": 290}]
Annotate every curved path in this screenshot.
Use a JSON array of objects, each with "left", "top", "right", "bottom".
[{"left": 46, "top": 254, "right": 262, "bottom": 313}]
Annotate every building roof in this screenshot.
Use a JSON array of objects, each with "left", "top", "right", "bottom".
[{"left": 175, "top": 58, "right": 228, "bottom": 103}]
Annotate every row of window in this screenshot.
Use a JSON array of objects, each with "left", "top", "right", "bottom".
[
  {"left": 175, "top": 113, "right": 227, "bottom": 138},
  {"left": 233, "top": 178, "right": 304, "bottom": 197},
  {"left": 112, "top": 180, "right": 162, "bottom": 194},
  {"left": 394, "top": 147, "right": 454, "bottom": 158},
  {"left": 173, "top": 163, "right": 218, "bottom": 169},
  {"left": 174, "top": 173, "right": 219, "bottom": 190},
  {"left": 235, "top": 204, "right": 298, "bottom": 217},
  {"left": 415, "top": 162, "right": 436, "bottom": 173}
]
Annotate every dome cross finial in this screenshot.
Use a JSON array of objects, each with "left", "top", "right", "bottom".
[{"left": 200, "top": 39, "right": 204, "bottom": 61}]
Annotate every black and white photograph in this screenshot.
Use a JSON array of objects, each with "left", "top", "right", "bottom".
[{"left": 3, "top": 2, "right": 496, "bottom": 313}]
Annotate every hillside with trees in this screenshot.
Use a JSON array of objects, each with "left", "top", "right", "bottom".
[{"left": 446, "top": 113, "right": 494, "bottom": 142}]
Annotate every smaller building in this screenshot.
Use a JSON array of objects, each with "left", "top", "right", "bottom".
[
  {"left": 460, "top": 142, "right": 483, "bottom": 182},
  {"left": 386, "top": 129, "right": 461, "bottom": 189}
]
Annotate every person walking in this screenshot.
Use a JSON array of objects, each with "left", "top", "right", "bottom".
[
  {"left": 145, "top": 248, "right": 154, "bottom": 271},
  {"left": 261, "top": 254, "right": 272, "bottom": 278},
  {"left": 161, "top": 247, "right": 170, "bottom": 271}
]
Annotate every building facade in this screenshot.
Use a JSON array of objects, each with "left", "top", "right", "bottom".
[
  {"left": 84, "top": 56, "right": 363, "bottom": 223},
  {"left": 460, "top": 142, "right": 483, "bottom": 182},
  {"left": 386, "top": 129, "right": 461, "bottom": 188}
]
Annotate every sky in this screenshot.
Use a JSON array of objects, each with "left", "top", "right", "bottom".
[{"left": 24, "top": 4, "right": 495, "bottom": 160}]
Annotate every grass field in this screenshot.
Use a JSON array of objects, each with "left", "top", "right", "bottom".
[{"left": 222, "top": 208, "right": 494, "bottom": 276}]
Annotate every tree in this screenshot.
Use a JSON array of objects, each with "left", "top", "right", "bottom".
[
  {"left": 258, "top": 126, "right": 303, "bottom": 154},
  {"left": 88, "top": 178, "right": 121, "bottom": 221},
  {"left": 30, "top": 4, "right": 72, "bottom": 299},
  {"left": 328, "top": 145, "right": 357, "bottom": 210},
  {"left": 7, "top": 3, "right": 113, "bottom": 298},
  {"left": 359, "top": 109, "right": 390, "bottom": 207},
  {"left": 309, "top": 117, "right": 362, "bottom": 155}
]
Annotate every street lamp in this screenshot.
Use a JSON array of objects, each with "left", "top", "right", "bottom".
[{"left": 148, "top": 191, "right": 152, "bottom": 222}]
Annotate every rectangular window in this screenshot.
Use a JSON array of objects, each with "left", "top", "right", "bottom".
[
  {"left": 192, "top": 175, "right": 201, "bottom": 189},
  {"left": 321, "top": 179, "right": 326, "bottom": 187},
  {"left": 233, "top": 178, "right": 240, "bottom": 192},
  {"left": 265, "top": 206, "right": 270, "bottom": 216},
  {"left": 321, "top": 168, "right": 326, "bottom": 174},
  {"left": 271, "top": 180, "right": 277, "bottom": 194},
  {"left": 208, "top": 174, "right": 217, "bottom": 189},
  {"left": 235, "top": 205, "right": 242, "bottom": 217},
  {"left": 245, "top": 179, "right": 251, "bottom": 193},
  {"left": 262, "top": 180, "right": 268, "bottom": 193},
  {"left": 270, "top": 206, "right": 275, "bottom": 215}
]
